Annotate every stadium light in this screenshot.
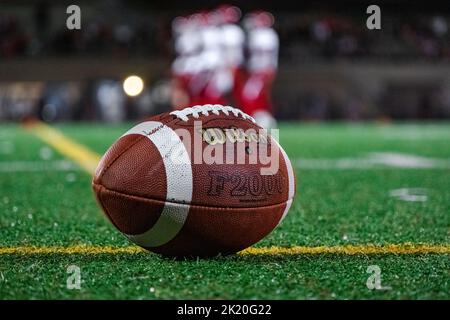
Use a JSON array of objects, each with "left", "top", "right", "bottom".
[{"left": 123, "top": 75, "right": 144, "bottom": 97}]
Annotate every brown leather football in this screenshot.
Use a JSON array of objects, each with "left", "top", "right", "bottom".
[{"left": 92, "top": 104, "right": 296, "bottom": 257}]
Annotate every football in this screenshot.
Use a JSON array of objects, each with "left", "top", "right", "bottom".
[{"left": 92, "top": 104, "right": 296, "bottom": 257}]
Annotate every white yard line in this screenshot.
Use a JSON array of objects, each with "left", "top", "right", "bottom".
[
  {"left": 0, "top": 160, "right": 80, "bottom": 172},
  {"left": 389, "top": 188, "right": 428, "bottom": 202},
  {"left": 294, "top": 152, "right": 450, "bottom": 169},
  {"left": 0, "top": 152, "right": 448, "bottom": 173}
]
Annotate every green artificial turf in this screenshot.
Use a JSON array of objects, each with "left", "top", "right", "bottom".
[{"left": 0, "top": 122, "right": 449, "bottom": 299}]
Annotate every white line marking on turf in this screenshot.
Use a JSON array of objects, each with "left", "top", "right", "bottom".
[
  {"left": 2, "top": 153, "right": 447, "bottom": 173},
  {"left": 294, "top": 152, "right": 450, "bottom": 170},
  {"left": 369, "top": 152, "right": 449, "bottom": 168},
  {"left": 0, "top": 160, "right": 80, "bottom": 172},
  {"left": 39, "top": 146, "right": 54, "bottom": 160},
  {"left": 389, "top": 188, "right": 428, "bottom": 202},
  {"left": 380, "top": 127, "right": 450, "bottom": 140}
]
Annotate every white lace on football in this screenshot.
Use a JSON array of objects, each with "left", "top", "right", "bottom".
[{"left": 170, "top": 104, "right": 256, "bottom": 123}]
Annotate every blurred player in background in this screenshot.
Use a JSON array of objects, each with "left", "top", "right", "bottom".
[
  {"left": 197, "top": 8, "right": 232, "bottom": 106},
  {"left": 170, "top": 14, "right": 202, "bottom": 109},
  {"left": 239, "top": 10, "right": 279, "bottom": 128},
  {"left": 170, "top": 6, "right": 279, "bottom": 129},
  {"left": 217, "top": 5, "right": 246, "bottom": 107},
  {"left": 171, "top": 10, "right": 228, "bottom": 108},
  {"left": 171, "top": 6, "right": 243, "bottom": 109}
]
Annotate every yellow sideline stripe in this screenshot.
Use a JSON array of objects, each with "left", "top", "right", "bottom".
[
  {"left": 0, "top": 244, "right": 449, "bottom": 255},
  {"left": 242, "top": 244, "right": 450, "bottom": 255},
  {"left": 24, "top": 122, "right": 101, "bottom": 175}
]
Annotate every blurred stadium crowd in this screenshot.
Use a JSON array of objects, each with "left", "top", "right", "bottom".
[
  {"left": 1, "top": 1, "right": 450, "bottom": 123},
  {"left": 1, "top": 3, "right": 449, "bottom": 60}
]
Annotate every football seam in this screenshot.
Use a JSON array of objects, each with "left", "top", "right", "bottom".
[
  {"left": 99, "top": 118, "right": 181, "bottom": 182},
  {"left": 93, "top": 182, "right": 293, "bottom": 210},
  {"left": 93, "top": 184, "right": 123, "bottom": 232}
]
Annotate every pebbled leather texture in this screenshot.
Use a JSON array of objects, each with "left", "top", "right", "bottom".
[{"left": 92, "top": 106, "right": 295, "bottom": 257}]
